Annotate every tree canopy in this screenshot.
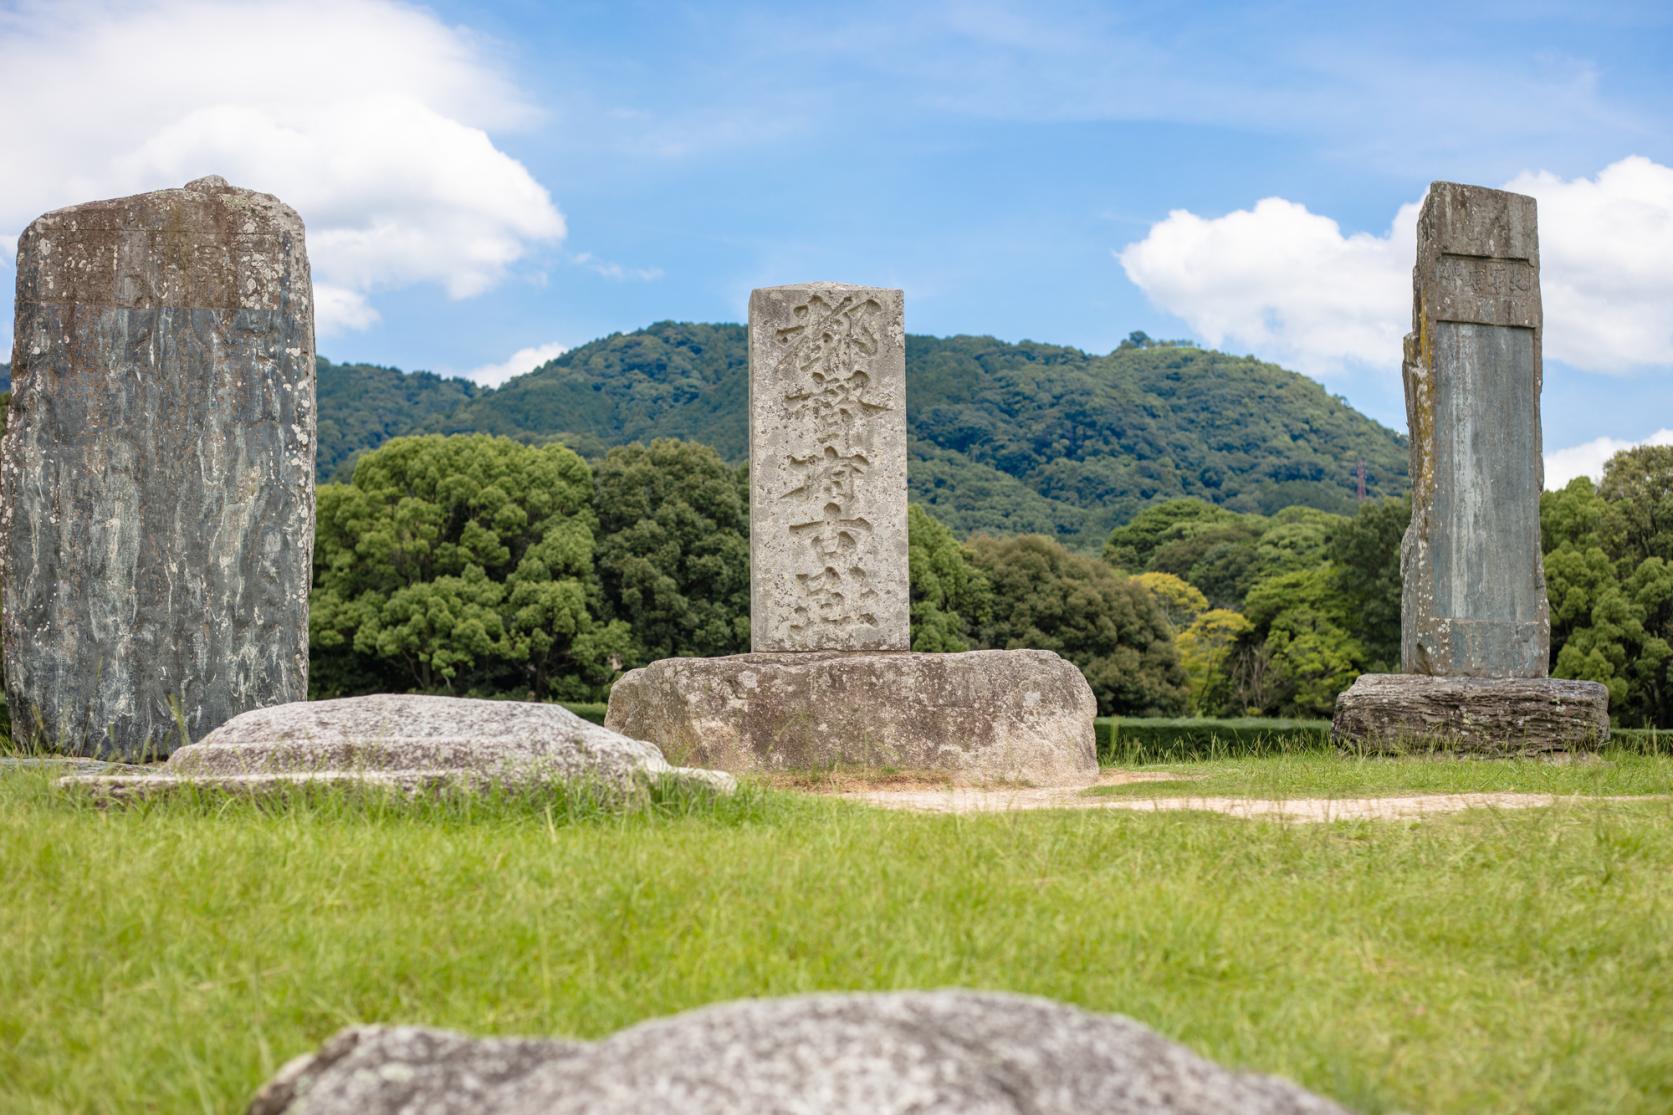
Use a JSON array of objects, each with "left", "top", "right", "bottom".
[
  {"left": 592, "top": 439, "right": 751, "bottom": 664},
  {"left": 309, "top": 435, "right": 628, "bottom": 700},
  {"left": 967, "top": 533, "right": 1187, "bottom": 716}
]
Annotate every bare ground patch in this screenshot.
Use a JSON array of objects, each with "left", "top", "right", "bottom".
[{"left": 820, "top": 770, "right": 1657, "bottom": 821}]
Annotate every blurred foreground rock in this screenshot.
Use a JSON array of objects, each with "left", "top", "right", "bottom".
[
  {"left": 60, "top": 694, "right": 733, "bottom": 800},
  {"left": 249, "top": 990, "right": 1351, "bottom": 1115}
]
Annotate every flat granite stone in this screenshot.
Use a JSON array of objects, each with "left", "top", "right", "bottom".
[
  {"left": 61, "top": 694, "right": 735, "bottom": 800},
  {"left": 605, "top": 649, "right": 1098, "bottom": 786},
  {"left": 2, "top": 175, "right": 314, "bottom": 760},
  {"left": 248, "top": 990, "right": 1351, "bottom": 1115},
  {"left": 1332, "top": 673, "right": 1610, "bottom": 755}
]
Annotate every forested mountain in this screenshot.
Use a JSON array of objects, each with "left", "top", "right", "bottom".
[
  {"left": 0, "top": 354, "right": 465, "bottom": 478},
  {"left": 316, "top": 356, "right": 481, "bottom": 479},
  {"left": 9, "top": 326, "right": 1411, "bottom": 545},
  {"left": 420, "top": 323, "right": 1408, "bottom": 546}
]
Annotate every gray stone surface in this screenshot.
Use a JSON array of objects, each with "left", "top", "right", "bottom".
[
  {"left": 61, "top": 694, "right": 736, "bottom": 799},
  {"left": 749, "top": 283, "right": 908, "bottom": 652},
  {"left": 249, "top": 1028, "right": 582, "bottom": 1115},
  {"left": 2, "top": 176, "right": 314, "bottom": 760},
  {"left": 1333, "top": 673, "right": 1609, "bottom": 755},
  {"left": 606, "top": 649, "right": 1098, "bottom": 785},
  {"left": 1401, "top": 181, "right": 1548, "bottom": 678},
  {"left": 248, "top": 990, "right": 1352, "bottom": 1115}
]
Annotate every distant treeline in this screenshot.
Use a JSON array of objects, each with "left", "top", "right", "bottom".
[{"left": 310, "top": 433, "right": 1672, "bottom": 727}]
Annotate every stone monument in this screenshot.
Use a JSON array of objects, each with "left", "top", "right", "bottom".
[
  {"left": 2, "top": 177, "right": 315, "bottom": 760},
  {"left": 606, "top": 283, "right": 1097, "bottom": 785},
  {"left": 1332, "top": 183, "right": 1608, "bottom": 752},
  {"left": 750, "top": 284, "right": 910, "bottom": 653}
]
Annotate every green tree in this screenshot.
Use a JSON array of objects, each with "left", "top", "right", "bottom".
[
  {"left": 1132, "top": 571, "right": 1207, "bottom": 631},
  {"left": 314, "top": 356, "right": 481, "bottom": 480},
  {"left": 968, "top": 534, "right": 1186, "bottom": 715},
  {"left": 1599, "top": 444, "right": 1673, "bottom": 565},
  {"left": 1104, "top": 498, "right": 1267, "bottom": 608},
  {"left": 908, "top": 504, "right": 992, "bottom": 652},
  {"left": 310, "top": 434, "right": 626, "bottom": 699},
  {"left": 1226, "top": 566, "right": 1365, "bottom": 717},
  {"left": 1251, "top": 506, "right": 1339, "bottom": 578},
  {"left": 1542, "top": 475, "right": 1673, "bottom": 726},
  {"left": 1176, "top": 608, "right": 1252, "bottom": 714},
  {"left": 1103, "top": 498, "right": 1244, "bottom": 569},
  {"left": 592, "top": 439, "right": 750, "bottom": 665},
  {"left": 1327, "top": 496, "right": 1409, "bottom": 671}
]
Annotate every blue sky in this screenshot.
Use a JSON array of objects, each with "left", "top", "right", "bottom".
[{"left": 3, "top": 0, "right": 1671, "bottom": 479}]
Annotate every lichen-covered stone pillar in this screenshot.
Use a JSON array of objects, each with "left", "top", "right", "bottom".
[
  {"left": 1333, "top": 181, "right": 1608, "bottom": 753},
  {"left": 1401, "top": 182, "right": 1548, "bottom": 678},
  {"left": 1, "top": 176, "right": 315, "bottom": 760},
  {"left": 748, "top": 283, "right": 909, "bottom": 652}
]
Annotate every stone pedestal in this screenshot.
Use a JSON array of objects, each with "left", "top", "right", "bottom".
[
  {"left": 605, "top": 650, "right": 1098, "bottom": 786},
  {"left": 1332, "top": 674, "right": 1609, "bottom": 755}
]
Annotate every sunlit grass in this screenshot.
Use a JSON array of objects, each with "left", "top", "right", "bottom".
[
  {"left": 3, "top": 763, "right": 1671, "bottom": 1114},
  {"left": 1090, "top": 750, "right": 1673, "bottom": 798}
]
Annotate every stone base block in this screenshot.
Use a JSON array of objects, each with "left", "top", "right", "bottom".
[
  {"left": 61, "top": 694, "right": 735, "bottom": 802},
  {"left": 604, "top": 649, "right": 1098, "bottom": 786},
  {"left": 1331, "top": 674, "right": 1610, "bottom": 755}
]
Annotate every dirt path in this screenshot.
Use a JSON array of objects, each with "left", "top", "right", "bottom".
[{"left": 827, "top": 771, "right": 1654, "bottom": 822}]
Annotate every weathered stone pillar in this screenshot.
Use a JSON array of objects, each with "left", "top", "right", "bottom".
[
  {"left": 748, "top": 284, "right": 909, "bottom": 652},
  {"left": 2, "top": 177, "right": 315, "bottom": 760},
  {"left": 1332, "top": 183, "right": 1607, "bottom": 752},
  {"left": 607, "top": 283, "right": 1097, "bottom": 785},
  {"left": 1401, "top": 183, "right": 1547, "bottom": 677}
]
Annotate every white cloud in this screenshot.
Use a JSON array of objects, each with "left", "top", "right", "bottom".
[
  {"left": 0, "top": 0, "right": 565, "bottom": 338},
  {"left": 1507, "top": 157, "right": 1673, "bottom": 372},
  {"left": 463, "top": 342, "right": 568, "bottom": 388},
  {"left": 571, "top": 252, "right": 665, "bottom": 283},
  {"left": 1545, "top": 428, "right": 1673, "bottom": 490},
  {"left": 312, "top": 285, "right": 380, "bottom": 334},
  {"left": 1119, "top": 157, "right": 1673, "bottom": 378},
  {"left": 1117, "top": 196, "right": 1416, "bottom": 376}
]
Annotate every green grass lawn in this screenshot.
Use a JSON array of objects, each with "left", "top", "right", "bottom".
[
  {"left": 3, "top": 762, "right": 1671, "bottom": 1114},
  {"left": 1091, "top": 751, "right": 1673, "bottom": 798}
]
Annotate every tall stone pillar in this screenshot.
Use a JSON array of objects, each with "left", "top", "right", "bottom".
[
  {"left": 748, "top": 284, "right": 909, "bottom": 652},
  {"left": 1332, "top": 183, "right": 1607, "bottom": 753},
  {"left": 1401, "top": 183, "right": 1547, "bottom": 677},
  {"left": 606, "top": 284, "right": 1097, "bottom": 785},
  {"left": 1, "top": 177, "right": 315, "bottom": 760}
]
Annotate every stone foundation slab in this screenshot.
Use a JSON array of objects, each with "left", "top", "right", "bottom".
[
  {"left": 61, "top": 694, "right": 735, "bottom": 802},
  {"left": 1332, "top": 673, "right": 1610, "bottom": 755}
]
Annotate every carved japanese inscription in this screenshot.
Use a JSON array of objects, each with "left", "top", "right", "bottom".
[
  {"left": 1401, "top": 181, "right": 1548, "bottom": 678},
  {"left": 749, "top": 284, "right": 908, "bottom": 652}
]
